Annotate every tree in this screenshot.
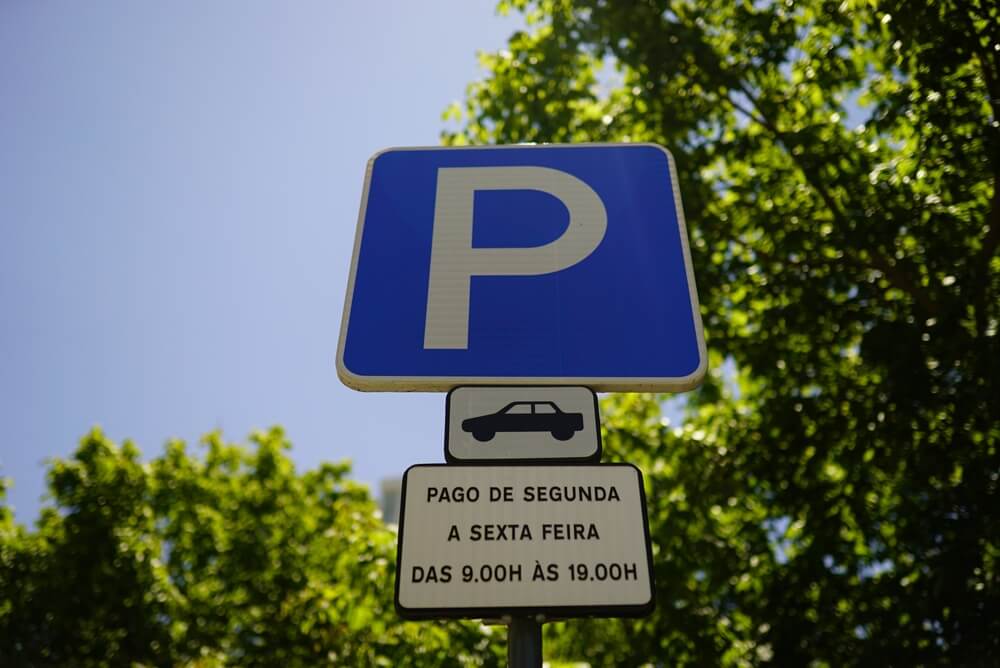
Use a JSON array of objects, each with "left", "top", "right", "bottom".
[
  {"left": 0, "top": 428, "right": 504, "bottom": 667},
  {"left": 446, "top": 0, "right": 999, "bottom": 665}
]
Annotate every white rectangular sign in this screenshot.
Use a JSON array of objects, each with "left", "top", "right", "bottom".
[
  {"left": 395, "top": 464, "right": 654, "bottom": 619},
  {"left": 446, "top": 386, "right": 601, "bottom": 462}
]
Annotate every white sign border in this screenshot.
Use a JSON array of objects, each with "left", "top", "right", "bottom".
[
  {"left": 336, "top": 142, "right": 708, "bottom": 392},
  {"left": 393, "top": 463, "right": 657, "bottom": 621}
]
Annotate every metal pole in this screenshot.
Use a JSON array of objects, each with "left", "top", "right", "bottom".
[{"left": 507, "top": 617, "right": 542, "bottom": 668}]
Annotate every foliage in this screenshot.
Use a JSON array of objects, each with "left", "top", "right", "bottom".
[
  {"left": 4, "top": 1, "right": 998, "bottom": 665},
  {"left": 447, "top": 0, "right": 999, "bottom": 665},
  {"left": 0, "top": 428, "right": 504, "bottom": 667}
]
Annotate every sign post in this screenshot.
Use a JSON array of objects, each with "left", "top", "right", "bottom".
[
  {"left": 508, "top": 618, "right": 542, "bottom": 668},
  {"left": 338, "top": 142, "right": 705, "bottom": 665}
]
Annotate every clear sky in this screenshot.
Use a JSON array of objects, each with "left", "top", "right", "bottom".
[{"left": 0, "top": 1, "right": 523, "bottom": 522}]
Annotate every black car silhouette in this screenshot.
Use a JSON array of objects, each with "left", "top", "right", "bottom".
[{"left": 461, "top": 401, "right": 584, "bottom": 442}]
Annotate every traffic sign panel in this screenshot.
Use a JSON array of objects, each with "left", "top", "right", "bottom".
[
  {"left": 337, "top": 143, "right": 706, "bottom": 392},
  {"left": 445, "top": 386, "right": 600, "bottom": 463},
  {"left": 395, "top": 464, "right": 654, "bottom": 619}
]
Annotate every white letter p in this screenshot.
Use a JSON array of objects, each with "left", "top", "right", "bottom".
[{"left": 423, "top": 166, "right": 607, "bottom": 349}]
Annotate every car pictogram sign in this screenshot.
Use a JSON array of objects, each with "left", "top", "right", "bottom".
[{"left": 445, "top": 386, "right": 600, "bottom": 463}]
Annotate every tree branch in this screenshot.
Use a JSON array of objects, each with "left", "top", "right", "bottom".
[{"left": 726, "top": 81, "right": 939, "bottom": 318}]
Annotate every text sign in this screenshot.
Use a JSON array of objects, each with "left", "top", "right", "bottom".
[
  {"left": 337, "top": 143, "right": 706, "bottom": 392},
  {"left": 395, "top": 464, "right": 654, "bottom": 619},
  {"left": 445, "top": 386, "right": 601, "bottom": 463}
]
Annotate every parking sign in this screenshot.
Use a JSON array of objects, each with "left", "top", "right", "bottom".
[{"left": 337, "top": 143, "right": 705, "bottom": 391}]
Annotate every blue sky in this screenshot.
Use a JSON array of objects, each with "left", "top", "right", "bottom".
[{"left": 0, "top": 1, "right": 523, "bottom": 522}]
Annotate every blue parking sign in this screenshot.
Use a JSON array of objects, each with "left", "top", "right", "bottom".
[{"left": 336, "top": 143, "right": 706, "bottom": 391}]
